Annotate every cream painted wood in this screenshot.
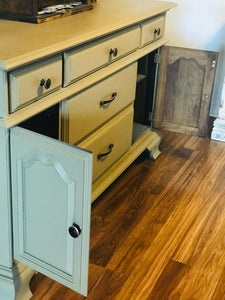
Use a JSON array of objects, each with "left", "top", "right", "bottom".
[
  {"left": 140, "top": 15, "right": 165, "bottom": 48},
  {"left": 78, "top": 105, "right": 134, "bottom": 182},
  {"left": 0, "top": 71, "right": 8, "bottom": 117},
  {"left": 91, "top": 127, "right": 161, "bottom": 202},
  {"left": 0, "top": 37, "right": 169, "bottom": 129},
  {"left": 63, "top": 26, "right": 140, "bottom": 85},
  {"left": 13, "top": 262, "right": 34, "bottom": 300},
  {"left": 65, "top": 63, "right": 137, "bottom": 144},
  {"left": 9, "top": 56, "right": 62, "bottom": 113},
  {"left": 0, "top": 1, "right": 176, "bottom": 299},
  {"left": 0, "top": 1, "right": 176, "bottom": 71}
]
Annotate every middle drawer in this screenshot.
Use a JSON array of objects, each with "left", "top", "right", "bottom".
[
  {"left": 63, "top": 26, "right": 140, "bottom": 86},
  {"left": 77, "top": 104, "right": 134, "bottom": 182},
  {"left": 64, "top": 63, "right": 137, "bottom": 145}
]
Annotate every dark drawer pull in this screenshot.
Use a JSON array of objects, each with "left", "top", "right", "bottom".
[
  {"left": 40, "top": 78, "right": 51, "bottom": 89},
  {"left": 154, "top": 28, "right": 161, "bottom": 36},
  {"left": 100, "top": 92, "right": 117, "bottom": 107},
  {"left": 98, "top": 144, "right": 114, "bottom": 160},
  {"left": 109, "top": 48, "right": 118, "bottom": 57}
]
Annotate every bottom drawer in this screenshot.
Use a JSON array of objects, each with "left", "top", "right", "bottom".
[{"left": 77, "top": 105, "right": 134, "bottom": 182}]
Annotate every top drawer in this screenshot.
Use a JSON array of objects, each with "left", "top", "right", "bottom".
[
  {"left": 9, "top": 56, "right": 62, "bottom": 113},
  {"left": 63, "top": 26, "right": 140, "bottom": 86},
  {"left": 140, "top": 15, "right": 165, "bottom": 48}
]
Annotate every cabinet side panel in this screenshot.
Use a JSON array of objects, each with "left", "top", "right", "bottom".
[
  {"left": 0, "top": 71, "right": 8, "bottom": 118},
  {"left": 0, "top": 127, "right": 13, "bottom": 267}
]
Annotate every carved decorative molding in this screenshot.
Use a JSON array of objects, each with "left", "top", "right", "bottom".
[
  {"left": 218, "top": 80, "right": 225, "bottom": 119},
  {"left": 211, "top": 80, "right": 225, "bottom": 142},
  {"left": 211, "top": 118, "right": 225, "bottom": 142}
]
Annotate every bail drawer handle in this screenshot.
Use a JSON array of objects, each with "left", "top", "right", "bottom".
[
  {"left": 98, "top": 144, "right": 114, "bottom": 160},
  {"left": 100, "top": 92, "right": 117, "bottom": 107}
]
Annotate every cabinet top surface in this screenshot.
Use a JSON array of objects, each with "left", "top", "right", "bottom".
[{"left": 0, "top": 0, "right": 176, "bottom": 70}]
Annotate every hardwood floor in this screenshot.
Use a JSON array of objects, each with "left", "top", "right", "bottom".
[{"left": 30, "top": 131, "right": 225, "bottom": 299}]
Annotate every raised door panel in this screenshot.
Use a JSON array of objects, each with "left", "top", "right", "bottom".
[
  {"left": 10, "top": 127, "right": 92, "bottom": 296},
  {"left": 154, "top": 46, "right": 218, "bottom": 137}
]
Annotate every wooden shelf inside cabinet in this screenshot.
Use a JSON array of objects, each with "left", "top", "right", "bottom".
[
  {"left": 132, "top": 122, "right": 149, "bottom": 143},
  {"left": 0, "top": 0, "right": 93, "bottom": 23}
]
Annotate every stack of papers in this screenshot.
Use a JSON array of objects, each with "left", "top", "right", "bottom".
[{"left": 38, "top": 2, "right": 82, "bottom": 15}]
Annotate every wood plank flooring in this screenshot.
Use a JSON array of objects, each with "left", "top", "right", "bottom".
[{"left": 30, "top": 131, "right": 225, "bottom": 299}]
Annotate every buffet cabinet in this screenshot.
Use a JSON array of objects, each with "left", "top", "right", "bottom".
[{"left": 0, "top": 1, "right": 176, "bottom": 298}]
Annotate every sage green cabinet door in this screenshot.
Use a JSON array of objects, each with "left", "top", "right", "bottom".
[{"left": 10, "top": 127, "right": 92, "bottom": 296}]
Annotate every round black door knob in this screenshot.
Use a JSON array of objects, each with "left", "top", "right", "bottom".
[
  {"left": 68, "top": 223, "right": 82, "bottom": 238},
  {"left": 40, "top": 78, "right": 51, "bottom": 89},
  {"left": 109, "top": 48, "right": 118, "bottom": 57},
  {"left": 154, "top": 28, "right": 161, "bottom": 35}
]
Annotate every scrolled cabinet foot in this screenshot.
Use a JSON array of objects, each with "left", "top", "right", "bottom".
[
  {"left": 14, "top": 261, "right": 35, "bottom": 300},
  {"left": 148, "top": 145, "right": 161, "bottom": 160},
  {"left": 145, "top": 129, "right": 162, "bottom": 160}
]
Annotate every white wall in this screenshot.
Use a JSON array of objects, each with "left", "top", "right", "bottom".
[
  {"left": 163, "top": 0, "right": 225, "bottom": 116},
  {"left": 164, "top": 0, "right": 225, "bottom": 51}
]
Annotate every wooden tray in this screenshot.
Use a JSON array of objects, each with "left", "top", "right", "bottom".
[{"left": 0, "top": 0, "right": 93, "bottom": 23}]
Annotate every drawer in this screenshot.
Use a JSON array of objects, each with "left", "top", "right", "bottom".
[
  {"left": 66, "top": 63, "right": 137, "bottom": 145},
  {"left": 140, "top": 15, "right": 165, "bottom": 48},
  {"left": 77, "top": 105, "right": 133, "bottom": 182},
  {"left": 63, "top": 26, "right": 140, "bottom": 86},
  {"left": 9, "top": 56, "right": 62, "bottom": 113}
]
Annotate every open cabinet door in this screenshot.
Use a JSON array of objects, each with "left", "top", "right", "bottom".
[{"left": 10, "top": 126, "right": 92, "bottom": 296}]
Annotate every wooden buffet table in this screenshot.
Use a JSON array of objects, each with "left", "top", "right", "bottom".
[{"left": 0, "top": 0, "right": 176, "bottom": 298}]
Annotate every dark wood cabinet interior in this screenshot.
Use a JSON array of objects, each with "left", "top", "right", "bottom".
[
  {"left": 134, "top": 49, "right": 159, "bottom": 127},
  {"left": 20, "top": 104, "right": 59, "bottom": 139}
]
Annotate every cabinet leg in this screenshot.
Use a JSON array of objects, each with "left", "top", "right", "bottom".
[
  {"left": 147, "top": 145, "right": 161, "bottom": 160},
  {"left": 0, "top": 262, "right": 35, "bottom": 300},
  {"left": 146, "top": 129, "right": 162, "bottom": 160},
  {"left": 14, "top": 261, "right": 35, "bottom": 300}
]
